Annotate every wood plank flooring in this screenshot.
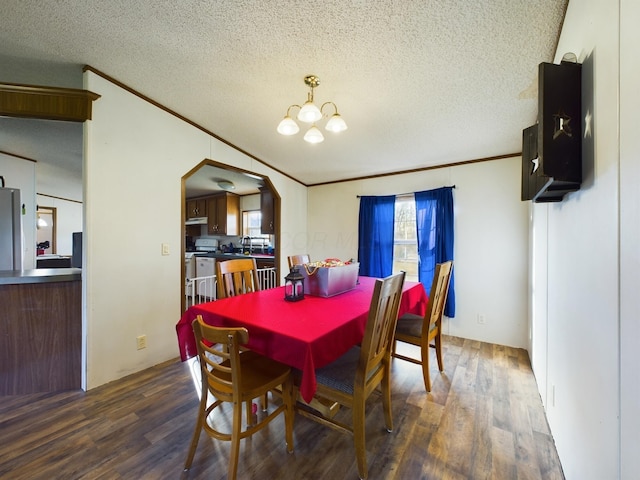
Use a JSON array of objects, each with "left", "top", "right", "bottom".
[{"left": 0, "top": 336, "right": 564, "bottom": 479}]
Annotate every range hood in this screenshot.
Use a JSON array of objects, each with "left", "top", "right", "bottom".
[{"left": 185, "top": 217, "right": 207, "bottom": 225}]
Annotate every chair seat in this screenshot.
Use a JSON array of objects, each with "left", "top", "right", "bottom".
[
  {"left": 396, "top": 312, "right": 436, "bottom": 338},
  {"left": 211, "top": 350, "right": 291, "bottom": 397},
  {"left": 314, "top": 346, "right": 361, "bottom": 395}
]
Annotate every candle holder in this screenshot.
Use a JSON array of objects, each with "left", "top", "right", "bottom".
[{"left": 284, "top": 266, "right": 305, "bottom": 302}]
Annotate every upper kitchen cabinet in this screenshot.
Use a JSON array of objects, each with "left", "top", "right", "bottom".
[
  {"left": 186, "top": 198, "right": 207, "bottom": 219},
  {"left": 260, "top": 187, "right": 275, "bottom": 234},
  {"left": 207, "top": 193, "right": 239, "bottom": 235}
]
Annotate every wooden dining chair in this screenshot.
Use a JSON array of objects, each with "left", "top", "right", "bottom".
[
  {"left": 215, "top": 257, "right": 266, "bottom": 416},
  {"left": 287, "top": 254, "right": 310, "bottom": 269},
  {"left": 294, "top": 271, "right": 405, "bottom": 480},
  {"left": 184, "top": 315, "right": 294, "bottom": 480},
  {"left": 392, "top": 261, "right": 453, "bottom": 392},
  {"left": 216, "top": 258, "right": 261, "bottom": 299}
]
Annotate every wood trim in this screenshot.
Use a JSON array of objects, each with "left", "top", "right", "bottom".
[
  {"left": 307, "top": 153, "right": 522, "bottom": 187},
  {"left": 0, "top": 149, "right": 37, "bottom": 163},
  {"left": 37, "top": 192, "right": 83, "bottom": 205},
  {"left": 0, "top": 82, "right": 100, "bottom": 122}
]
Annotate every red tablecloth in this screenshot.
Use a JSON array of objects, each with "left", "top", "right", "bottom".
[{"left": 176, "top": 276, "right": 427, "bottom": 402}]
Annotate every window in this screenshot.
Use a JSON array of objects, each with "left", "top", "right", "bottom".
[
  {"left": 242, "top": 210, "right": 269, "bottom": 239},
  {"left": 393, "top": 195, "right": 418, "bottom": 281}
]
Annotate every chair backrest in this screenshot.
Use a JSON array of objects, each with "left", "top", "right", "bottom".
[
  {"left": 357, "top": 271, "right": 406, "bottom": 388},
  {"left": 424, "top": 261, "right": 453, "bottom": 335},
  {"left": 216, "top": 258, "right": 261, "bottom": 299},
  {"left": 287, "top": 254, "right": 310, "bottom": 269},
  {"left": 192, "top": 315, "right": 248, "bottom": 401}
]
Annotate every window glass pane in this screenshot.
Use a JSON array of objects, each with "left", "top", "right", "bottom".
[
  {"left": 242, "top": 210, "right": 270, "bottom": 239},
  {"left": 393, "top": 195, "right": 418, "bottom": 282}
]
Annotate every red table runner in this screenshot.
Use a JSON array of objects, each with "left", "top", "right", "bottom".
[{"left": 176, "top": 276, "right": 427, "bottom": 402}]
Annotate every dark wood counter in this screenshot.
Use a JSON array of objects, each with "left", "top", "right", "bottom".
[{"left": 0, "top": 268, "right": 82, "bottom": 395}]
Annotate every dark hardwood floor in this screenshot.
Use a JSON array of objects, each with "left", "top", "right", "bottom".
[{"left": 0, "top": 336, "right": 564, "bottom": 479}]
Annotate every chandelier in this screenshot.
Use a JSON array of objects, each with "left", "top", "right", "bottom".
[{"left": 277, "top": 75, "right": 347, "bottom": 144}]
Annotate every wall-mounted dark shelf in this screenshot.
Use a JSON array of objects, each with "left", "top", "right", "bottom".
[{"left": 522, "top": 60, "right": 582, "bottom": 203}]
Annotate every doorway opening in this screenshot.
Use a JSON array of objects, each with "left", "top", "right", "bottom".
[
  {"left": 36, "top": 205, "right": 56, "bottom": 254},
  {"left": 180, "top": 159, "right": 281, "bottom": 312}
]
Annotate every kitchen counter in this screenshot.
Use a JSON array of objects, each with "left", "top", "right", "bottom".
[{"left": 0, "top": 268, "right": 81, "bottom": 285}]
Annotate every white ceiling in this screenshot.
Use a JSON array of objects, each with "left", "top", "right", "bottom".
[{"left": 0, "top": 1, "right": 568, "bottom": 187}]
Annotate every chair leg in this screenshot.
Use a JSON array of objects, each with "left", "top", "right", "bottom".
[
  {"left": 229, "top": 399, "right": 243, "bottom": 480},
  {"left": 421, "top": 340, "right": 432, "bottom": 392},
  {"left": 435, "top": 332, "right": 444, "bottom": 372},
  {"left": 381, "top": 368, "right": 393, "bottom": 433},
  {"left": 184, "top": 391, "right": 207, "bottom": 470},
  {"left": 353, "top": 399, "right": 368, "bottom": 479},
  {"left": 283, "top": 375, "right": 295, "bottom": 453},
  {"left": 246, "top": 400, "right": 254, "bottom": 426},
  {"left": 262, "top": 392, "right": 269, "bottom": 411}
]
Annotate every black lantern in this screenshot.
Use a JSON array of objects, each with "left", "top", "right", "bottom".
[{"left": 284, "top": 266, "right": 305, "bottom": 302}]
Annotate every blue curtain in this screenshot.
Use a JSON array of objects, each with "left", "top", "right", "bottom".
[
  {"left": 357, "top": 195, "right": 396, "bottom": 277},
  {"left": 415, "top": 187, "right": 455, "bottom": 317}
]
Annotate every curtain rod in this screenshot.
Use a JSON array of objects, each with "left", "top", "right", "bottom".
[{"left": 356, "top": 185, "right": 456, "bottom": 198}]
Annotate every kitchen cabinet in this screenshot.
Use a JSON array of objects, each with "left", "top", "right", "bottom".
[
  {"left": 186, "top": 198, "right": 207, "bottom": 218},
  {"left": 260, "top": 187, "right": 275, "bottom": 234},
  {"left": 207, "top": 193, "right": 239, "bottom": 235}
]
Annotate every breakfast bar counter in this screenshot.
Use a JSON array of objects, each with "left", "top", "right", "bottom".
[{"left": 0, "top": 268, "right": 82, "bottom": 395}]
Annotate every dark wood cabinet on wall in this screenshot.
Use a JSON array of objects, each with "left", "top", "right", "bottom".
[
  {"left": 260, "top": 187, "right": 275, "bottom": 234},
  {"left": 207, "top": 193, "right": 240, "bottom": 235},
  {"left": 186, "top": 198, "right": 207, "bottom": 218}
]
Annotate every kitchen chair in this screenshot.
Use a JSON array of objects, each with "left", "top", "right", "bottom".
[
  {"left": 287, "top": 254, "right": 310, "bottom": 269},
  {"left": 216, "top": 258, "right": 261, "bottom": 299},
  {"left": 294, "top": 271, "right": 405, "bottom": 480},
  {"left": 215, "top": 258, "right": 265, "bottom": 416},
  {"left": 392, "top": 261, "right": 453, "bottom": 392},
  {"left": 184, "top": 315, "right": 294, "bottom": 480}
]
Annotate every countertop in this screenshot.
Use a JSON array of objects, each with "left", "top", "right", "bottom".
[
  {"left": 0, "top": 268, "right": 82, "bottom": 285},
  {"left": 193, "top": 252, "right": 275, "bottom": 261}
]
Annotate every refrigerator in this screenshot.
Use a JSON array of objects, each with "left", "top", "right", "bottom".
[{"left": 0, "top": 188, "right": 23, "bottom": 270}]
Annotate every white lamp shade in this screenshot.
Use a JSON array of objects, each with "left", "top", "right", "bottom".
[
  {"left": 277, "top": 116, "right": 300, "bottom": 135},
  {"left": 325, "top": 113, "right": 348, "bottom": 133},
  {"left": 303, "top": 125, "right": 324, "bottom": 144},
  {"left": 298, "top": 101, "right": 322, "bottom": 123}
]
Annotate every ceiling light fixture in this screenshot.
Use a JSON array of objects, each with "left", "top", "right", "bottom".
[
  {"left": 217, "top": 180, "right": 235, "bottom": 191},
  {"left": 277, "top": 75, "right": 347, "bottom": 144}
]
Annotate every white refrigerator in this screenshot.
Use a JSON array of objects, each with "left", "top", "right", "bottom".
[{"left": 0, "top": 187, "right": 23, "bottom": 271}]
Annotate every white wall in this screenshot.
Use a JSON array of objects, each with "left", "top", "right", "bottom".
[
  {"left": 308, "top": 156, "right": 530, "bottom": 349},
  {"left": 619, "top": 0, "right": 640, "bottom": 476},
  {"left": 530, "top": 0, "right": 640, "bottom": 478},
  {"left": 83, "top": 71, "right": 307, "bottom": 389}
]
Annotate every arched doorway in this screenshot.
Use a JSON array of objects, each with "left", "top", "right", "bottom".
[{"left": 180, "top": 160, "right": 280, "bottom": 311}]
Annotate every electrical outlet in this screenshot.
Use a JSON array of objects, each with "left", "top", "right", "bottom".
[
  {"left": 161, "top": 243, "right": 170, "bottom": 256},
  {"left": 136, "top": 335, "right": 147, "bottom": 350},
  {"left": 477, "top": 314, "right": 486, "bottom": 325}
]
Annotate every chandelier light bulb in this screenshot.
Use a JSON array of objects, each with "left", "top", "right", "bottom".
[
  {"left": 304, "top": 125, "right": 324, "bottom": 144},
  {"left": 325, "top": 113, "right": 348, "bottom": 133},
  {"left": 298, "top": 101, "right": 322, "bottom": 123},
  {"left": 277, "top": 115, "right": 300, "bottom": 135}
]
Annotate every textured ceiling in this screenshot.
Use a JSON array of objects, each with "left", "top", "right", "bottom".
[{"left": 0, "top": 0, "right": 568, "bottom": 186}]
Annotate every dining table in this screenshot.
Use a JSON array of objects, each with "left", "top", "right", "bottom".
[{"left": 176, "top": 276, "right": 428, "bottom": 403}]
